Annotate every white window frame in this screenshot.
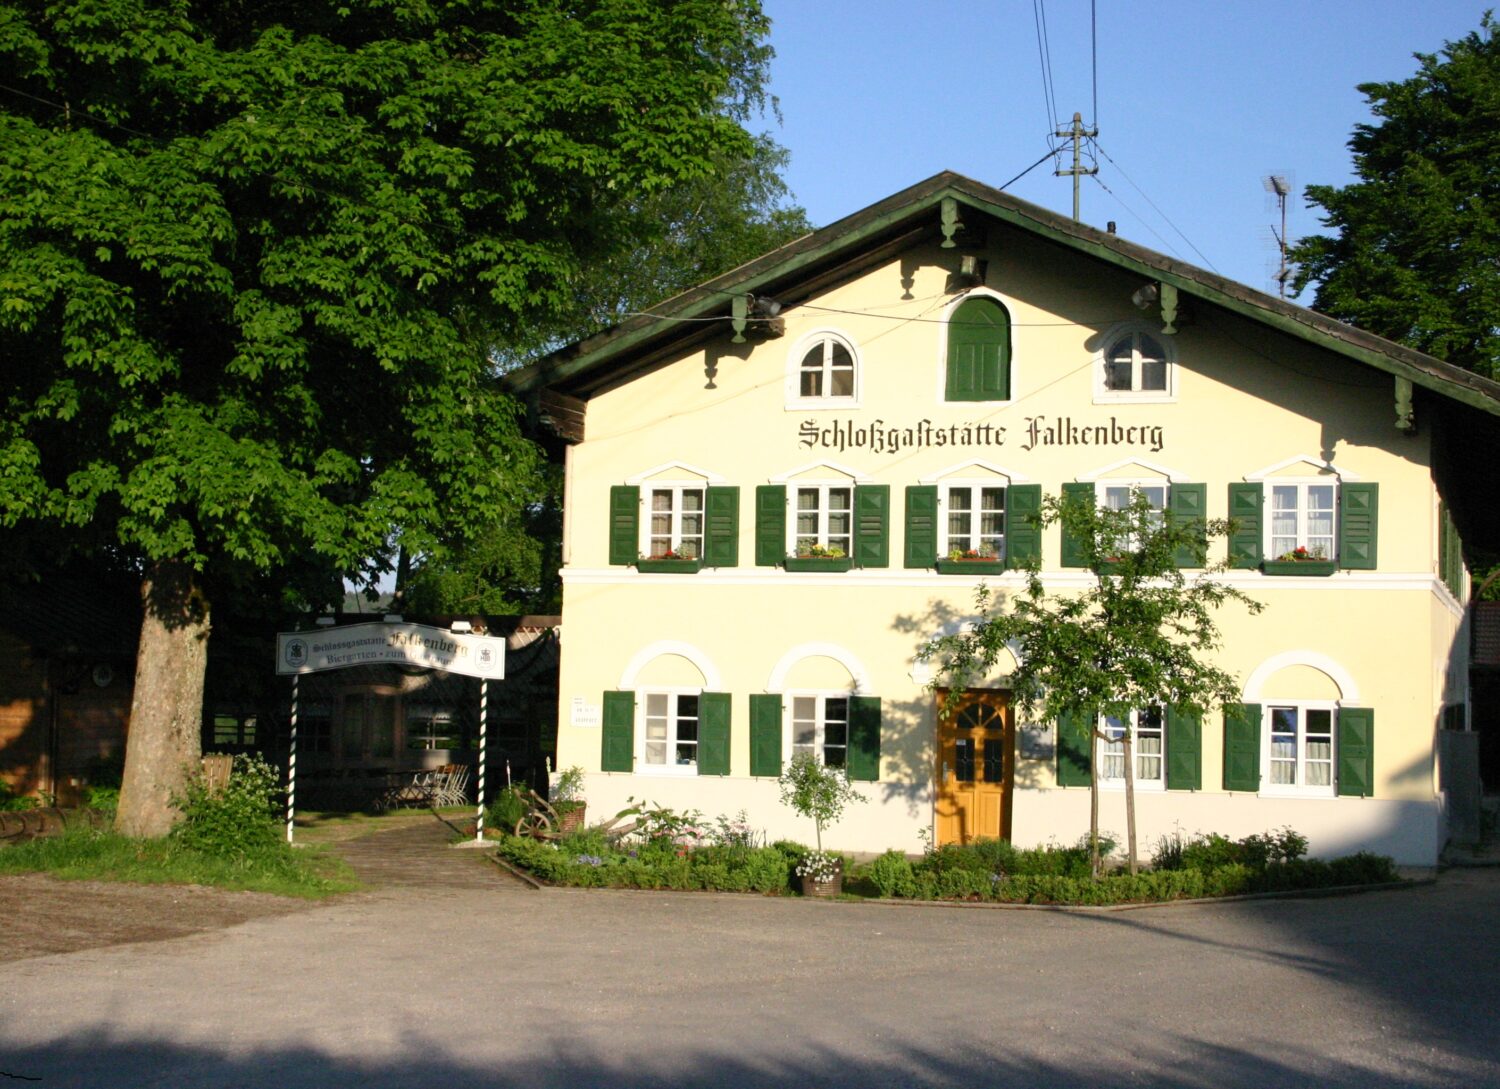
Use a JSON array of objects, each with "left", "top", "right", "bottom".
[
  {"left": 1095, "top": 479, "right": 1168, "bottom": 553},
  {"left": 1093, "top": 321, "right": 1177, "bottom": 404},
  {"left": 790, "top": 483, "right": 854, "bottom": 558},
  {"left": 786, "top": 691, "right": 851, "bottom": 770},
  {"left": 1260, "top": 701, "right": 1338, "bottom": 797},
  {"left": 1097, "top": 707, "right": 1165, "bottom": 791},
  {"left": 1265, "top": 479, "right": 1338, "bottom": 562},
  {"left": 641, "top": 482, "right": 707, "bottom": 561},
  {"left": 940, "top": 482, "right": 1007, "bottom": 560},
  {"left": 636, "top": 688, "right": 703, "bottom": 775},
  {"left": 786, "top": 330, "right": 861, "bottom": 410}
]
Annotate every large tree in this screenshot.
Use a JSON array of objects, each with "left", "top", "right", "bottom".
[
  {"left": 923, "top": 492, "right": 1260, "bottom": 875},
  {"left": 1290, "top": 15, "right": 1500, "bottom": 380},
  {"left": 0, "top": 0, "right": 777, "bottom": 835},
  {"left": 402, "top": 133, "right": 812, "bottom": 614}
]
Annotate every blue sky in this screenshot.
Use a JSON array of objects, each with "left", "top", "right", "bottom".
[{"left": 759, "top": 2, "right": 1487, "bottom": 297}]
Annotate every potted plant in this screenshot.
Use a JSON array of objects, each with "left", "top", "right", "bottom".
[
  {"left": 785, "top": 543, "right": 852, "bottom": 572},
  {"left": 637, "top": 547, "right": 703, "bottom": 573},
  {"left": 936, "top": 543, "right": 1005, "bottom": 574},
  {"left": 550, "top": 765, "right": 587, "bottom": 833},
  {"left": 1263, "top": 545, "right": 1337, "bottom": 576},
  {"left": 777, "top": 752, "right": 866, "bottom": 896}
]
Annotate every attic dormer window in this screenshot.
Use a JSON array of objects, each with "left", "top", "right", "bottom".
[
  {"left": 1095, "top": 323, "right": 1176, "bottom": 402},
  {"left": 788, "top": 331, "right": 860, "bottom": 408}
]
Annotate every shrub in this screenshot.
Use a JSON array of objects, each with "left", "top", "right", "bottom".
[
  {"left": 84, "top": 785, "right": 121, "bottom": 815},
  {"left": 172, "top": 754, "right": 282, "bottom": 859},
  {"left": 0, "top": 780, "right": 40, "bottom": 812},
  {"left": 486, "top": 784, "right": 530, "bottom": 834},
  {"left": 866, "top": 849, "right": 918, "bottom": 898}
]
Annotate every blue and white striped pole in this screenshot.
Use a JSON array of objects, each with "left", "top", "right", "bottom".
[
  {"left": 475, "top": 678, "right": 488, "bottom": 843},
  {"left": 286, "top": 673, "right": 299, "bottom": 845}
]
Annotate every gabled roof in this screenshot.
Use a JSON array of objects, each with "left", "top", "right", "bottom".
[{"left": 510, "top": 171, "right": 1500, "bottom": 418}]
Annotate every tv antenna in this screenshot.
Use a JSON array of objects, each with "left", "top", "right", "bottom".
[{"left": 1263, "top": 174, "right": 1292, "bottom": 298}]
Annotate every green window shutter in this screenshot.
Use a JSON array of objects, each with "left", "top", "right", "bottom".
[
  {"left": 704, "top": 486, "right": 739, "bottom": 568},
  {"left": 1227, "top": 483, "right": 1263, "bottom": 569},
  {"left": 904, "top": 485, "right": 939, "bottom": 568},
  {"left": 697, "top": 692, "right": 731, "bottom": 776},
  {"left": 854, "top": 484, "right": 890, "bottom": 568},
  {"left": 1055, "top": 710, "right": 1092, "bottom": 786},
  {"left": 601, "top": 690, "right": 635, "bottom": 772},
  {"left": 1165, "top": 705, "right": 1202, "bottom": 791},
  {"left": 1441, "top": 504, "right": 1464, "bottom": 597},
  {"left": 847, "top": 696, "right": 881, "bottom": 781},
  {"left": 1169, "top": 483, "right": 1208, "bottom": 569},
  {"left": 1059, "top": 482, "right": 1095, "bottom": 568},
  {"left": 1006, "top": 483, "right": 1043, "bottom": 568},
  {"left": 749, "top": 694, "right": 783, "bottom": 777},
  {"left": 1222, "top": 702, "right": 1261, "bottom": 792},
  {"left": 1337, "top": 707, "right": 1374, "bottom": 797},
  {"left": 755, "top": 485, "right": 786, "bottom": 567},
  {"left": 609, "top": 486, "right": 640, "bottom": 566},
  {"left": 945, "top": 297, "right": 1011, "bottom": 401},
  {"left": 1339, "top": 482, "right": 1378, "bottom": 570}
]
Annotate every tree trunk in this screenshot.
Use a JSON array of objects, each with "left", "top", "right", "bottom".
[
  {"left": 115, "top": 560, "right": 211, "bottom": 838},
  {"left": 1089, "top": 729, "right": 1101, "bottom": 878},
  {"left": 1123, "top": 727, "right": 1138, "bottom": 875}
]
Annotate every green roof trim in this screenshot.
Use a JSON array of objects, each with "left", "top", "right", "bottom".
[{"left": 511, "top": 171, "right": 1500, "bottom": 419}]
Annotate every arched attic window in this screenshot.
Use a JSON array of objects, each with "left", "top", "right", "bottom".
[{"left": 945, "top": 296, "right": 1011, "bottom": 402}]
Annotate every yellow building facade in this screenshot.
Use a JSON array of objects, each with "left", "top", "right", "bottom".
[{"left": 519, "top": 174, "right": 1496, "bottom": 866}]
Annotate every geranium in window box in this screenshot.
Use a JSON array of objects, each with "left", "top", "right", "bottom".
[
  {"left": 936, "top": 547, "right": 1005, "bottom": 574},
  {"left": 1263, "top": 547, "right": 1337, "bottom": 576},
  {"left": 637, "top": 549, "right": 703, "bottom": 573},
  {"left": 785, "top": 544, "right": 852, "bottom": 572}
]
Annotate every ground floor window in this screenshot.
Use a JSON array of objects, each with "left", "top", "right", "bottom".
[
  {"left": 790, "top": 694, "right": 849, "bottom": 768},
  {"left": 1264, "top": 703, "right": 1335, "bottom": 794},
  {"left": 642, "top": 691, "right": 699, "bottom": 770},
  {"left": 1099, "top": 707, "right": 1164, "bottom": 787}
]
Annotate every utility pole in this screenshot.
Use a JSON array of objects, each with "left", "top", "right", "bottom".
[{"left": 1054, "top": 111, "right": 1098, "bottom": 222}]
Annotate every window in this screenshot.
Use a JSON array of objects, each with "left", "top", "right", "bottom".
[
  {"left": 790, "top": 694, "right": 849, "bottom": 768},
  {"left": 1269, "top": 483, "right": 1336, "bottom": 561},
  {"left": 793, "top": 485, "right": 853, "bottom": 557},
  {"left": 1099, "top": 481, "right": 1166, "bottom": 552},
  {"left": 787, "top": 333, "right": 859, "bottom": 407},
  {"left": 1099, "top": 707, "right": 1165, "bottom": 788},
  {"left": 646, "top": 485, "right": 704, "bottom": 560},
  {"left": 210, "top": 711, "right": 257, "bottom": 749},
  {"left": 1095, "top": 324, "right": 1175, "bottom": 402},
  {"left": 945, "top": 296, "right": 1011, "bottom": 401},
  {"left": 406, "top": 706, "right": 459, "bottom": 751},
  {"left": 642, "top": 691, "right": 699, "bottom": 769},
  {"left": 944, "top": 484, "right": 1005, "bottom": 559},
  {"left": 1264, "top": 704, "right": 1335, "bottom": 794}
]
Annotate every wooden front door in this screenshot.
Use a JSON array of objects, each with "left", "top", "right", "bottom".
[{"left": 935, "top": 689, "right": 1013, "bottom": 846}]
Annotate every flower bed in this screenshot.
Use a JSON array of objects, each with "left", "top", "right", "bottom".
[{"left": 494, "top": 833, "right": 806, "bottom": 893}]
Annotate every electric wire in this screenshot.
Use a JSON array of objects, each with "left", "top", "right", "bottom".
[
  {"left": 1094, "top": 142, "right": 1219, "bottom": 272},
  {"left": 1087, "top": 174, "right": 1184, "bottom": 260},
  {"left": 999, "top": 147, "right": 1061, "bottom": 192},
  {"left": 1090, "top": 0, "right": 1099, "bottom": 129},
  {"left": 1032, "top": 0, "right": 1060, "bottom": 147}
]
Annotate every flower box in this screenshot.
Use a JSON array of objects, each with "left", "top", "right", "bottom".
[
  {"left": 636, "top": 557, "right": 703, "bottom": 573},
  {"left": 935, "top": 558, "right": 1006, "bottom": 575},
  {"left": 1262, "top": 560, "right": 1338, "bottom": 577},
  {"left": 784, "top": 556, "right": 853, "bottom": 572}
]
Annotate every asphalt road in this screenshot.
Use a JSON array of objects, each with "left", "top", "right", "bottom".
[{"left": 4, "top": 867, "right": 1498, "bottom": 1088}]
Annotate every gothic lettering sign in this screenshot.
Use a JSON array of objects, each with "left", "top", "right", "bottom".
[
  {"left": 797, "top": 415, "right": 1165, "bottom": 455},
  {"left": 276, "top": 622, "right": 506, "bottom": 679}
]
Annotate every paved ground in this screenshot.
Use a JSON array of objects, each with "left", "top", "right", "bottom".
[{"left": 3, "top": 819, "right": 1499, "bottom": 1088}]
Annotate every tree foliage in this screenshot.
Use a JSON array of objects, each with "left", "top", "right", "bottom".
[
  {"left": 923, "top": 492, "right": 1261, "bottom": 873},
  {"left": 1290, "top": 15, "right": 1500, "bottom": 379},
  {"left": 0, "top": 0, "right": 781, "bottom": 831}
]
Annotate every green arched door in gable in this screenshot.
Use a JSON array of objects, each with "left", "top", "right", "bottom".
[{"left": 946, "top": 296, "right": 1011, "bottom": 401}]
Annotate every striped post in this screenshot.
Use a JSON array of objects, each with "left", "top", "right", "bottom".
[
  {"left": 286, "top": 673, "right": 299, "bottom": 844},
  {"left": 475, "top": 678, "right": 488, "bottom": 842}
]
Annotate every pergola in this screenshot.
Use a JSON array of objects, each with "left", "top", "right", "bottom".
[{"left": 275, "top": 619, "right": 507, "bottom": 844}]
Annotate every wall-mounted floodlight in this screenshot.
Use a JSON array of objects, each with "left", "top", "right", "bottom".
[
  {"left": 315, "top": 616, "right": 337, "bottom": 627},
  {"left": 383, "top": 614, "right": 404, "bottom": 624},
  {"left": 1131, "top": 283, "right": 1159, "bottom": 310},
  {"left": 450, "top": 620, "right": 473, "bottom": 634}
]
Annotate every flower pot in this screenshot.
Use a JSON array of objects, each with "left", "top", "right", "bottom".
[
  {"left": 935, "top": 558, "right": 1006, "bottom": 574},
  {"left": 557, "top": 803, "right": 586, "bottom": 834},
  {"left": 636, "top": 557, "right": 703, "bottom": 573},
  {"left": 1262, "top": 560, "right": 1338, "bottom": 576},
  {"left": 784, "top": 556, "right": 853, "bottom": 572},
  {"left": 799, "top": 872, "right": 844, "bottom": 898}
]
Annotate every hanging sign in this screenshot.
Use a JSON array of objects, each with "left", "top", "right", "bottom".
[{"left": 276, "top": 622, "right": 505, "bottom": 679}]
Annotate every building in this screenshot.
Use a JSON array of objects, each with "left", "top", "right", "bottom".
[{"left": 515, "top": 172, "right": 1499, "bottom": 866}]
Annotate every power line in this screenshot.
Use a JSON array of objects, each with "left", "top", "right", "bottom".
[
  {"left": 1087, "top": 173, "right": 1184, "bottom": 260},
  {"left": 1090, "top": 0, "right": 1099, "bottom": 130},
  {"left": 1093, "top": 142, "right": 1219, "bottom": 272},
  {"left": 1032, "top": 0, "right": 1060, "bottom": 144},
  {"left": 999, "top": 147, "right": 1061, "bottom": 192}
]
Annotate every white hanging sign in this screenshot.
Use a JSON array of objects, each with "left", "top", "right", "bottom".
[{"left": 276, "top": 622, "right": 505, "bottom": 679}]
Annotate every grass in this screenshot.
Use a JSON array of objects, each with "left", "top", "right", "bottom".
[{"left": 0, "top": 822, "right": 359, "bottom": 899}]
